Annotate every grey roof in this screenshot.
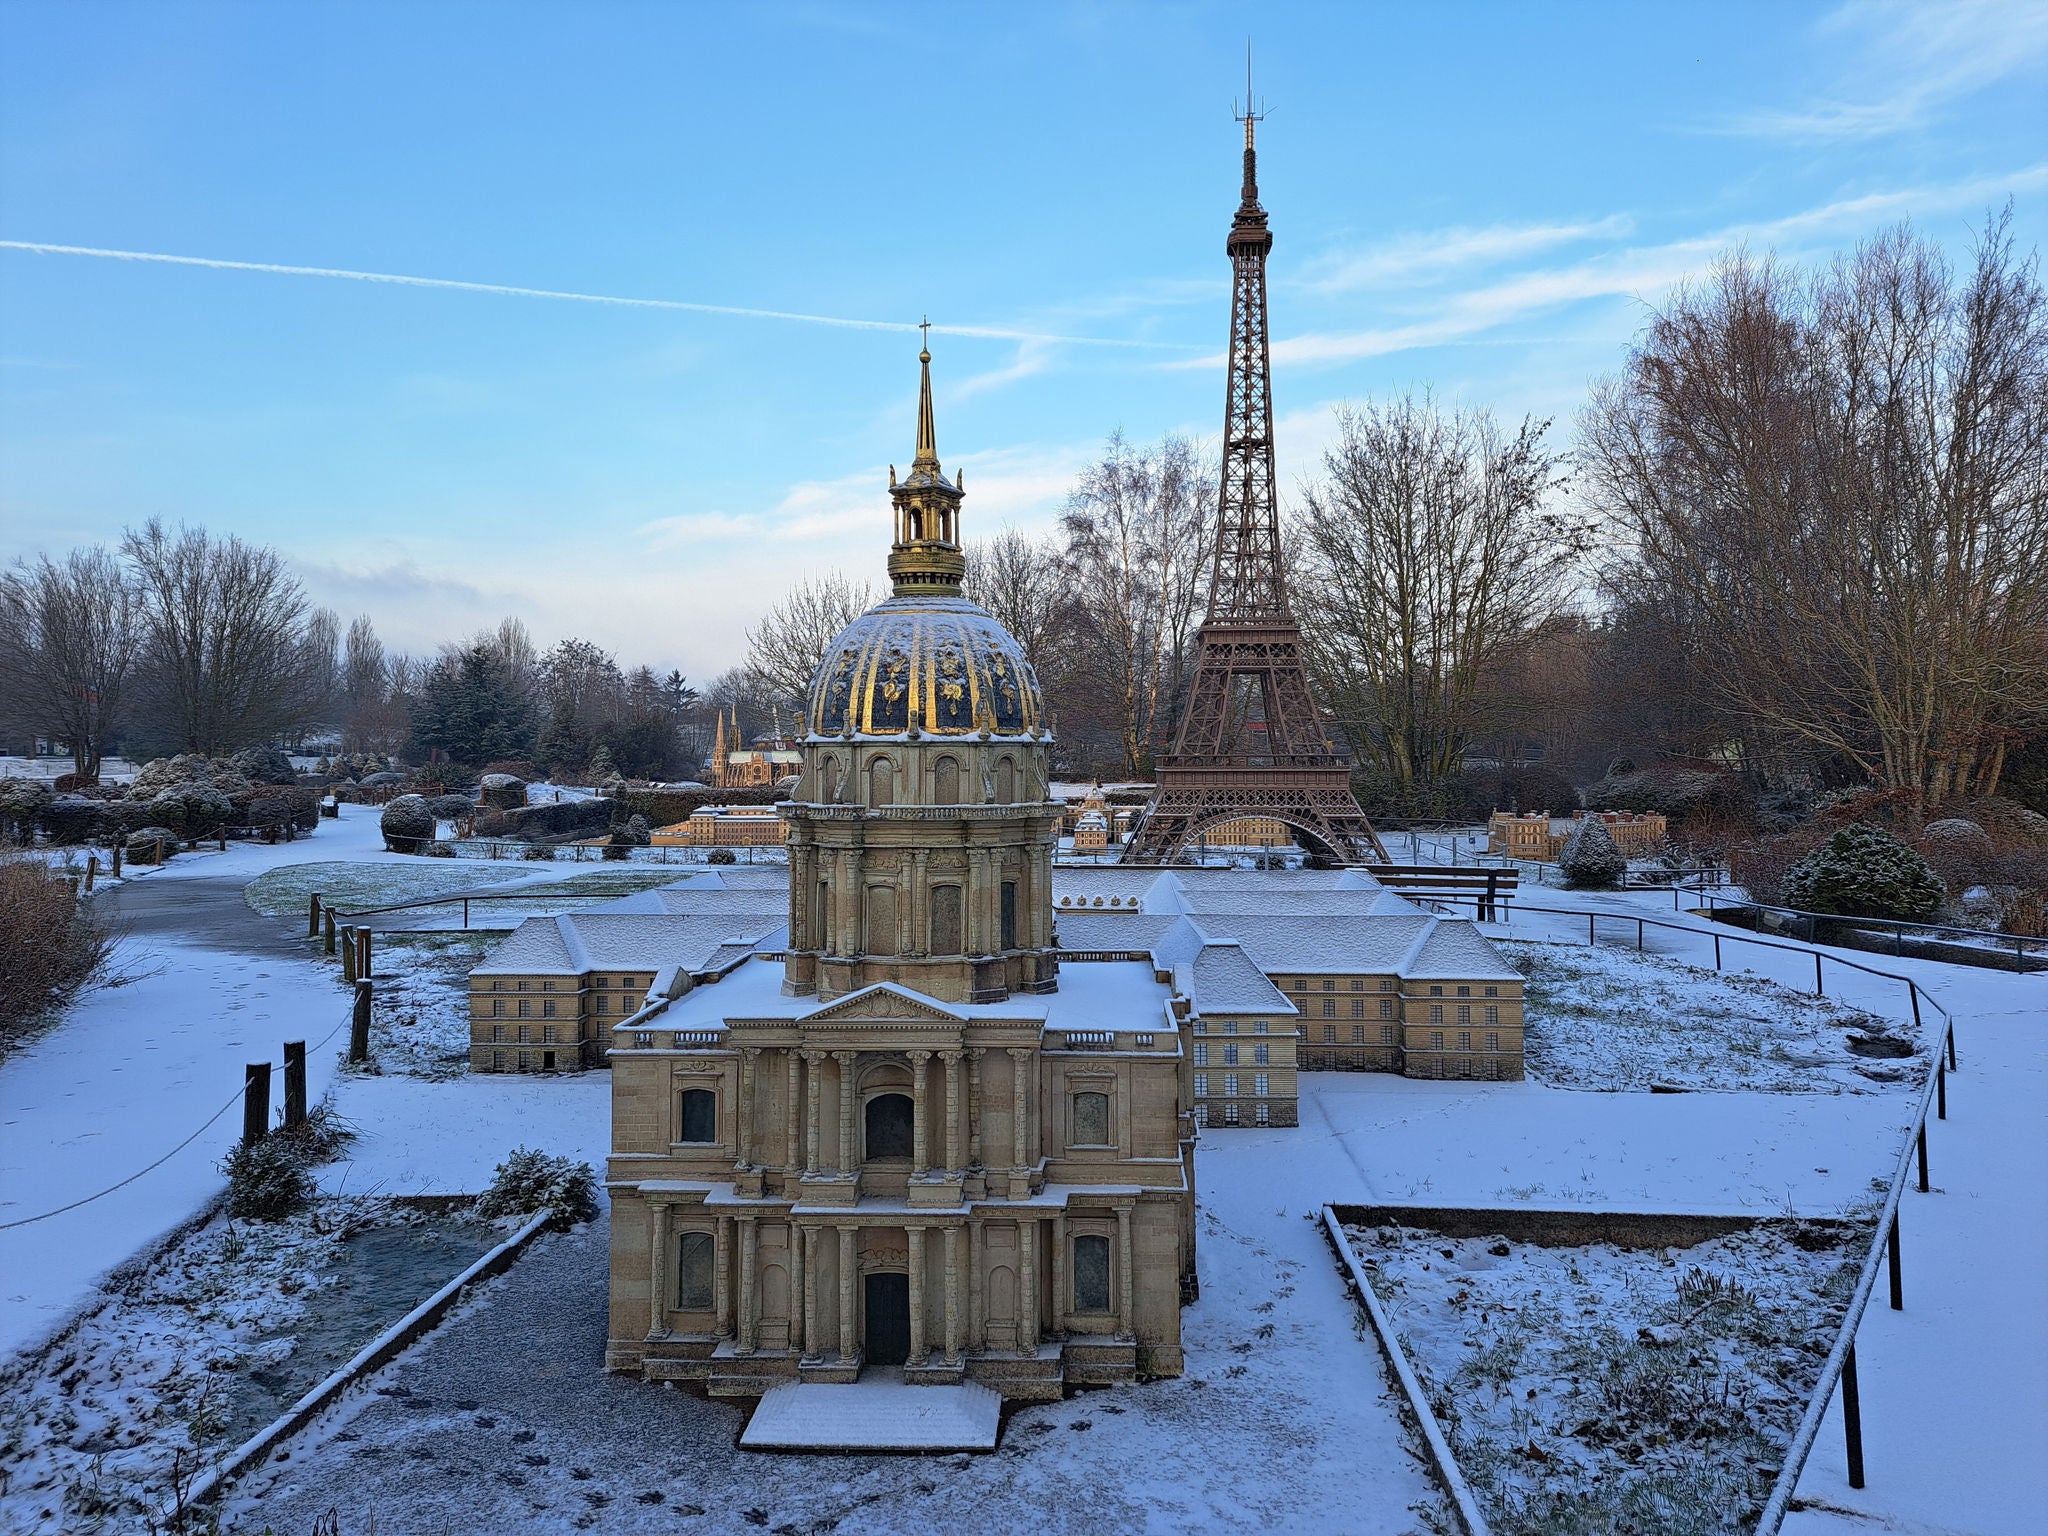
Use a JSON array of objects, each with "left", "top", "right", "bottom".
[
  {"left": 1404, "top": 918, "right": 1524, "bottom": 982},
  {"left": 475, "top": 912, "right": 784, "bottom": 977},
  {"left": 1190, "top": 942, "right": 1296, "bottom": 1015},
  {"left": 1197, "top": 913, "right": 1437, "bottom": 975}
]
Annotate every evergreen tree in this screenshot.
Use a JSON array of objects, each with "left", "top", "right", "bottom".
[
  {"left": 410, "top": 644, "right": 536, "bottom": 767},
  {"left": 1558, "top": 817, "right": 1626, "bottom": 888}
]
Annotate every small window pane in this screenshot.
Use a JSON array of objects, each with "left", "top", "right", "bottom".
[
  {"left": 1073, "top": 1234, "right": 1111, "bottom": 1312},
  {"left": 1071, "top": 1091, "right": 1110, "bottom": 1145},
  {"left": 679, "top": 1088, "right": 717, "bottom": 1143},
  {"left": 676, "top": 1231, "right": 714, "bottom": 1310}
]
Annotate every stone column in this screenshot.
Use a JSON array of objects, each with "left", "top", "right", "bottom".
[
  {"left": 799, "top": 1224, "right": 818, "bottom": 1359},
  {"left": 1008, "top": 1047, "right": 1030, "bottom": 1173},
  {"left": 789, "top": 1221, "right": 805, "bottom": 1357},
  {"left": 785, "top": 1050, "right": 802, "bottom": 1170},
  {"left": 909, "top": 848, "right": 929, "bottom": 954},
  {"left": 1018, "top": 1217, "right": 1038, "bottom": 1355},
  {"left": 943, "top": 1051, "right": 963, "bottom": 1173},
  {"left": 1116, "top": 1204, "right": 1135, "bottom": 1342},
  {"left": 837, "top": 1226, "right": 857, "bottom": 1362},
  {"left": 835, "top": 1051, "right": 857, "bottom": 1173},
  {"left": 736, "top": 1216, "right": 758, "bottom": 1354},
  {"left": 648, "top": 1199, "right": 670, "bottom": 1338},
  {"left": 737, "top": 1048, "right": 758, "bottom": 1166},
  {"left": 968, "top": 1221, "right": 983, "bottom": 1350},
  {"left": 967, "top": 1047, "right": 984, "bottom": 1166},
  {"left": 909, "top": 1050, "right": 932, "bottom": 1178},
  {"left": 1051, "top": 1210, "right": 1067, "bottom": 1339},
  {"left": 907, "top": 1226, "right": 927, "bottom": 1365},
  {"left": 944, "top": 1225, "right": 963, "bottom": 1364},
  {"left": 714, "top": 1214, "right": 734, "bottom": 1340},
  {"left": 803, "top": 1051, "right": 822, "bottom": 1174}
]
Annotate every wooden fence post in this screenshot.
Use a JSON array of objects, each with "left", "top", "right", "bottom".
[
  {"left": 309, "top": 892, "right": 323, "bottom": 938},
  {"left": 283, "top": 1041, "right": 307, "bottom": 1130},
  {"left": 242, "top": 1062, "right": 272, "bottom": 1146},
  {"left": 323, "top": 908, "right": 337, "bottom": 955},
  {"left": 110, "top": 843, "right": 122, "bottom": 879},
  {"left": 84, "top": 855, "right": 97, "bottom": 893},
  {"left": 350, "top": 979, "right": 372, "bottom": 1063},
  {"left": 356, "top": 927, "right": 372, "bottom": 980},
  {"left": 341, "top": 927, "right": 357, "bottom": 984}
]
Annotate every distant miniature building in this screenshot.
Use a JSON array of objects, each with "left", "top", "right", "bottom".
[
  {"left": 1202, "top": 814, "right": 1293, "bottom": 850},
  {"left": 653, "top": 805, "right": 789, "bottom": 848},
  {"left": 1488, "top": 809, "right": 1668, "bottom": 861},
  {"left": 709, "top": 707, "right": 804, "bottom": 790},
  {"left": 1071, "top": 785, "right": 1112, "bottom": 851}
]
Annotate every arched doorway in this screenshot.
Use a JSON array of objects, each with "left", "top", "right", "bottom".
[{"left": 864, "top": 1092, "right": 914, "bottom": 1161}]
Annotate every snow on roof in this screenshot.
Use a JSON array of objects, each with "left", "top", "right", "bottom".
[
  {"left": 1183, "top": 888, "right": 1395, "bottom": 918},
  {"left": 1190, "top": 942, "right": 1296, "bottom": 1015},
  {"left": 1404, "top": 918, "right": 1524, "bottom": 982},
  {"left": 475, "top": 912, "right": 785, "bottom": 977},
  {"left": 1200, "top": 913, "right": 1437, "bottom": 975}
]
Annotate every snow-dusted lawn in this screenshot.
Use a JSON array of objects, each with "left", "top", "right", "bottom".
[
  {"left": 245, "top": 859, "right": 683, "bottom": 929},
  {"left": 1509, "top": 941, "right": 1917, "bottom": 1095},
  {"left": 358, "top": 933, "right": 494, "bottom": 1077},
  {"left": 1347, "top": 1217, "right": 1873, "bottom": 1536},
  {"left": 0, "top": 1197, "right": 498, "bottom": 1536}
]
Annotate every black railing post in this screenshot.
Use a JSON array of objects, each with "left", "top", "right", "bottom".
[
  {"left": 242, "top": 1062, "right": 271, "bottom": 1146},
  {"left": 1887, "top": 1212, "right": 1903, "bottom": 1310},
  {"left": 1947, "top": 1029, "right": 1957, "bottom": 1071},
  {"left": 1937, "top": 1059, "right": 1946, "bottom": 1120},
  {"left": 283, "top": 1041, "right": 307, "bottom": 1130},
  {"left": 1713, "top": 933, "right": 1722, "bottom": 970},
  {"left": 1637, "top": 917, "right": 1645, "bottom": 952},
  {"left": 1814, "top": 951, "right": 1824, "bottom": 997},
  {"left": 1917, "top": 1125, "right": 1930, "bottom": 1192},
  {"left": 1842, "top": 1342, "right": 1866, "bottom": 1489},
  {"left": 1589, "top": 913, "right": 1596, "bottom": 945}
]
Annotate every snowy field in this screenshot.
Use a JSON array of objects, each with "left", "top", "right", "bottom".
[
  {"left": 1347, "top": 1216, "right": 1874, "bottom": 1535},
  {"left": 1510, "top": 942, "right": 1916, "bottom": 1095}
]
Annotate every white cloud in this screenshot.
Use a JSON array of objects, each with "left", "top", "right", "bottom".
[
  {"left": 1297, "top": 216, "right": 1636, "bottom": 293},
  {"left": 1718, "top": 0, "right": 2048, "bottom": 140}
]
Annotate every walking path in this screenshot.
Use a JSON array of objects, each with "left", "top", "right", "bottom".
[{"left": 1410, "top": 846, "right": 2045, "bottom": 1536}]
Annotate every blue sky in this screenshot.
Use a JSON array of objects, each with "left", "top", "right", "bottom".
[{"left": 3, "top": 0, "right": 2044, "bottom": 680}]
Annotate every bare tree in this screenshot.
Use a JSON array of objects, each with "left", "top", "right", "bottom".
[
  {"left": 743, "top": 572, "right": 877, "bottom": 721},
  {"left": 1293, "top": 396, "right": 1580, "bottom": 788},
  {"left": 0, "top": 547, "right": 139, "bottom": 778},
  {"left": 1058, "top": 432, "right": 1215, "bottom": 777},
  {"left": 1580, "top": 214, "right": 2048, "bottom": 811},
  {"left": 122, "top": 520, "right": 325, "bottom": 756},
  {"left": 964, "top": 526, "right": 1071, "bottom": 678}
]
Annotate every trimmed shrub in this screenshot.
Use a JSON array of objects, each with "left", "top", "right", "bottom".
[
  {"left": 521, "top": 843, "right": 557, "bottom": 861},
  {"left": 380, "top": 793, "right": 436, "bottom": 852},
  {"left": 475, "top": 1147, "right": 599, "bottom": 1226},
  {"left": 130, "top": 754, "right": 251, "bottom": 799},
  {"left": 503, "top": 797, "right": 614, "bottom": 839},
  {"left": 125, "top": 825, "right": 182, "bottom": 854},
  {"left": 707, "top": 848, "right": 737, "bottom": 865},
  {"left": 220, "top": 1135, "right": 315, "bottom": 1220},
  {"left": 229, "top": 745, "right": 300, "bottom": 786},
  {"left": 616, "top": 785, "right": 780, "bottom": 826},
  {"left": 1782, "top": 823, "right": 1944, "bottom": 921},
  {"left": 0, "top": 777, "right": 53, "bottom": 843},
  {"left": 473, "top": 808, "right": 518, "bottom": 838},
  {"left": 1558, "top": 818, "right": 1626, "bottom": 888},
  {"left": 478, "top": 774, "right": 528, "bottom": 812},
  {"left": 1919, "top": 818, "right": 1994, "bottom": 890},
  {"left": 427, "top": 793, "right": 474, "bottom": 821}
]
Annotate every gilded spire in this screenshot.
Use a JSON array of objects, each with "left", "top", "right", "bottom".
[{"left": 886, "top": 333, "right": 967, "bottom": 597}]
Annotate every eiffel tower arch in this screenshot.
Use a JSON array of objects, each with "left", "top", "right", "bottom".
[{"left": 1124, "top": 108, "right": 1387, "bottom": 867}]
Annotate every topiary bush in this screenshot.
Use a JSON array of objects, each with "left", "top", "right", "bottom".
[
  {"left": 229, "top": 745, "right": 300, "bottom": 786},
  {"left": 427, "top": 793, "right": 474, "bottom": 821},
  {"left": 478, "top": 774, "right": 528, "bottom": 812},
  {"left": 1558, "top": 818, "right": 1626, "bottom": 888},
  {"left": 475, "top": 1147, "right": 599, "bottom": 1226},
  {"left": 1781, "top": 823, "right": 1944, "bottom": 921},
  {"left": 0, "top": 777, "right": 53, "bottom": 843},
  {"left": 707, "top": 847, "right": 737, "bottom": 865},
  {"left": 380, "top": 793, "right": 436, "bottom": 852},
  {"left": 1918, "top": 818, "right": 1994, "bottom": 891}
]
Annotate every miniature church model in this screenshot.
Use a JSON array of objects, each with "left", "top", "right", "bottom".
[{"left": 604, "top": 348, "right": 1196, "bottom": 1400}]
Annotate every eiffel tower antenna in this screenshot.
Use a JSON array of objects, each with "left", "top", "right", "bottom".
[{"left": 1124, "top": 94, "right": 1388, "bottom": 867}]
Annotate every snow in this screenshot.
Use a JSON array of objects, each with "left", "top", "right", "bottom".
[
  {"left": 740, "top": 1378, "right": 1002, "bottom": 1451},
  {"left": 316, "top": 1075, "right": 611, "bottom": 1197}
]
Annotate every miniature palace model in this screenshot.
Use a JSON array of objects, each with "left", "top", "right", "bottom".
[{"left": 1125, "top": 103, "right": 1387, "bottom": 866}]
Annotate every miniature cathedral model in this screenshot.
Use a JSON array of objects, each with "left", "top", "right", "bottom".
[{"left": 605, "top": 348, "right": 1197, "bottom": 1400}]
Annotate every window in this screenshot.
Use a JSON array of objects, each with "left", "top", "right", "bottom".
[
  {"left": 1484, "top": 985, "right": 1499, "bottom": 997},
  {"left": 1351, "top": 1026, "right": 1365, "bottom": 1043},
  {"left": 1193, "top": 1104, "right": 1209, "bottom": 1127},
  {"left": 1223, "top": 1102, "right": 1240, "bottom": 1125},
  {"left": 1322, "top": 979, "right": 1335, "bottom": 992},
  {"left": 1193, "top": 1073, "right": 1208, "bottom": 1096},
  {"left": 676, "top": 1231, "right": 715, "bottom": 1311},
  {"left": 1485, "top": 1005, "right": 1499, "bottom": 1026},
  {"left": 868, "top": 757, "right": 895, "bottom": 807},
  {"left": 1322, "top": 1025, "right": 1336, "bottom": 1043},
  {"left": 1071, "top": 1091, "right": 1111, "bottom": 1145},
  {"left": 518, "top": 1050, "right": 531, "bottom": 1069},
  {"left": 1224, "top": 1074, "right": 1239, "bottom": 1096},
  {"left": 1430, "top": 985, "right": 1444, "bottom": 997},
  {"left": 1350, "top": 978, "right": 1364, "bottom": 991},
  {"left": 517, "top": 980, "right": 531, "bottom": 991},
  {"left": 1254, "top": 1102, "right": 1270, "bottom": 1126},
  {"left": 1457, "top": 985, "right": 1471, "bottom": 997},
  {"left": 1351, "top": 998, "right": 1365, "bottom": 1018},
  {"left": 1380, "top": 1025, "right": 1395, "bottom": 1045},
  {"left": 596, "top": 996, "right": 609, "bottom": 1015},
  {"left": 934, "top": 756, "right": 961, "bottom": 805},
  {"left": 491, "top": 1024, "right": 505, "bottom": 1042},
  {"left": 679, "top": 1088, "right": 717, "bottom": 1144},
  {"left": 1253, "top": 1042, "right": 1269, "bottom": 1065},
  {"left": 1430, "top": 1031, "right": 1444, "bottom": 1050},
  {"left": 492, "top": 1050, "right": 505, "bottom": 1069},
  {"left": 1193, "top": 1043, "right": 1208, "bottom": 1066},
  {"left": 1380, "top": 978, "right": 1394, "bottom": 992},
  {"left": 1486, "top": 1032, "right": 1500, "bottom": 1051},
  {"left": 593, "top": 977, "right": 607, "bottom": 989},
  {"left": 1223, "top": 1020, "right": 1238, "bottom": 1036},
  {"left": 1223, "top": 1043, "right": 1239, "bottom": 1065},
  {"left": 1379, "top": 998, "right": 1395, "bottom": 1018},
  {"left": 930, "top": 884, "right": 963, "bottom": 956},
  {"left": 517, "top": 999, "right": 531, "bottom": 1018},
  {"left": 1322, "top": 999, "right": 1336, "bottom": 1018},
  {"left": 1001, "top": 881, "right": 1018, "bottom": 951},
  {"left": 543, "top": 980, "right": 555, "bottom": 992},
  {"left": 518, "top": 1024, "right": 532, "bottom": 1043},
  {"left": 491, "top": 998, "right": 504, "bottom": 1017},
  {"left": 864, "top": 1093, "right": 914, "bottom": 1159},
  {"left": 1429, "top": 1004, "right": 1444, "bottom": 1024},
  {"left": 1253, "top": 1020, "right": 1268, "bottom": 1035},
  {"left": 1073, "top": 1234, "right": 1111, "bottom": 1312},
  {"left": 1458, "top": 1031, "right": 1472, "bottom": 1051},
  {"left": 1254, "top": 1073, "right": 1269, "bottom": 1097},
  {"left": 1292, "top": 978, "right": 1306, "bottom": 992},
  {"left": 1193, "top": 1020, "right": 1207, "bottom": 1036},
  {"left": 542, "top": 1025, "right": 557, "bottom": 1043},
  {"left": 542, "top": 1050, "right": 556, "bottom": 1070},
  {"left": 1456, "top": 1004, "right": 1471, "bottom": 1025},
  {"left": 542, "top": 999, "right": 556, "bottom": 1018}
]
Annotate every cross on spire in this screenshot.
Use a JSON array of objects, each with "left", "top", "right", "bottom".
[{"left": 918, "top": 315, "right": 932, "bottom": 358}]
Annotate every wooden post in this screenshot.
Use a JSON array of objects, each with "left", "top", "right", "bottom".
[
  {"left": 309, "top": 893, "right": 322, "bottom": 938},
  {"left": 1841, "top": 1343, "right": 1866, "bottom": 1489},
  {"left": 1887, "top": 1212, "right": 1903, "bottom": 1311},
  {"left": 110, "top": 843, "right": 122, "bottom": 879},
  {"left": 350, "top": 979, "right": 372, "bottom": 1063},
  {"left": 84, "top": 855, "right": 97, "bottom": 893},
  {"left": 284, "top": 1041, "right": 307, "bottom": 1130},
  {"left": 323, "top": 908, "right": 337, "bottom": 955},
  {"left": 242, "top": 1062, "right": 272, "bottom": 1145},
  {"left": 357, "top": 927, "right": 372, "bottom": 980},
  {"left": 340, "top": 927, "right": 357, "bottom": 984}
]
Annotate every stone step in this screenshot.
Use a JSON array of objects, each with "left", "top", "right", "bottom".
[{"left": 739, "top": 1375, "right": 1004, "bottom": 1453}]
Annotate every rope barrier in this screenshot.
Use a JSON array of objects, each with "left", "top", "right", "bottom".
[{"left": 0, "top": 1004, "right": 355, "bottom": 1232}]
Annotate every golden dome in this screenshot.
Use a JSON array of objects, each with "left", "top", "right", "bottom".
[{"left": 809, "top": 594, "right": 1044, "bottom": 738}]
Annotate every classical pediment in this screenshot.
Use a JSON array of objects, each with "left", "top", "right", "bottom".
[{"left": 799, "top": 983, "right": 966, "bottom": 1025}]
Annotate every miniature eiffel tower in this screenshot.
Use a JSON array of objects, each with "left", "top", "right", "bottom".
[{"left": 1124, "top": 98, "right": 1387, "bottom": 866}]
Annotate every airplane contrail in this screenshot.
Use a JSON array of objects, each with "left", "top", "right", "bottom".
[{"left": 0, "top": 240, "right": 1175, "bottom": 349}]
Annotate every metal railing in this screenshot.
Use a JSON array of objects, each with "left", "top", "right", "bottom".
[{"left": 1685, "top": 885, "right": 2047, "bottom": 970}]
